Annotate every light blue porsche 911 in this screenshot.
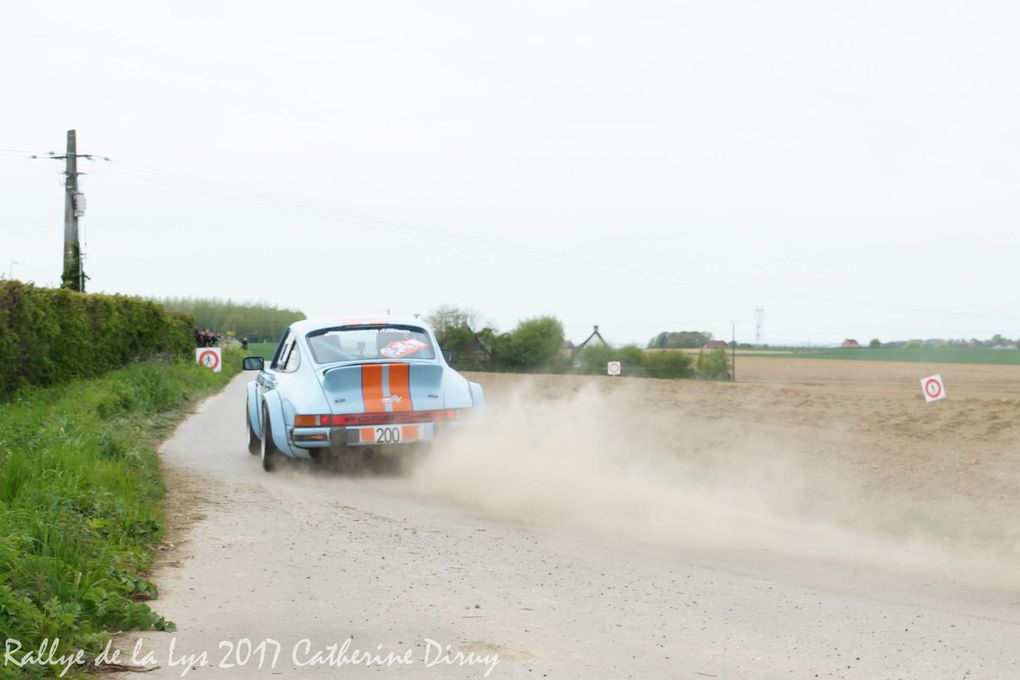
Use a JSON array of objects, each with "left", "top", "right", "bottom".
[{"left": 242, "top": 316, "right": 484, "bottom": 471}]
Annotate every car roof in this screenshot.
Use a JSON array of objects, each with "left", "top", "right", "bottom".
[{"left": 290, "top": 315, "right": 432, "bottom": 335}]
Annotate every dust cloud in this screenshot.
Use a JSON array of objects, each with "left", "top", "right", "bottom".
[{"left": 408, "top": 377, "right": 1020, "bottom": 589}]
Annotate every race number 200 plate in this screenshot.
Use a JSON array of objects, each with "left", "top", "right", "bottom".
[{"left": 359, "top": 425, "right": 420, "bottom": 444}]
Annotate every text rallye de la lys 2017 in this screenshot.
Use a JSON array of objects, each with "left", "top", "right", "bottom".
[{"left": 4, "top": 636, "right": 500, "bottom": 678}]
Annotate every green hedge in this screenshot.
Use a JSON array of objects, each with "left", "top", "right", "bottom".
[{"left": 0, "top": 282, "right": 193, "bottom": 398}]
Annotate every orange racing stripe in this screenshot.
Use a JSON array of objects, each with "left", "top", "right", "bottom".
[
  {"left": 361, "top": 364, "right": 385, "bottom": 413},
  {"left": 387, "top": 363, "right": 413, "bottom": 413}
]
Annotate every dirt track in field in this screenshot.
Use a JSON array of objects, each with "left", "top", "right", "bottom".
[
  {"left": 428, "top": 362, "right": 1020, "bottom": 580},
  {"left": 123, "top": 359, "right": 1020, "bottom": 678}
]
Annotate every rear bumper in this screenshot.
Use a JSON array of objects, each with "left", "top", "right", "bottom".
[{"left": 290, "top": 423, "right": 437, "bottom": 449}]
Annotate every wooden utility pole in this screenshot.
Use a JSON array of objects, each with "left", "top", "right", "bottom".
[
  {"left": 731, "top": 321, "right": 736, "bottom": 381},
  {"left": 62, "top": 130, "right": 82, "bottom": 290}
]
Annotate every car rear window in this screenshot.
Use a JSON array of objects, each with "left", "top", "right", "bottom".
[{"left": 306, "top": 325, "right": 436, "bottom": 364}]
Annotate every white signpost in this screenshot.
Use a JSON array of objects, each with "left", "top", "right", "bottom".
[
  {"left": 607, "top": 361, "right": 621, "bottom": 376},
  {"left": 920, "top": 374, "right": 945, "bottom": 403},
  {"left": 196, "top": 347, "right": 222, "bottom": 373}
]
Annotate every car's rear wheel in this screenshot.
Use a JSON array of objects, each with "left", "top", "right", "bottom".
[
  {"left": 260, "top": 404, "right": 278, "bottom": 472},
  {"left": 246, "top": 404, "right": 259, "bottom": 455}
]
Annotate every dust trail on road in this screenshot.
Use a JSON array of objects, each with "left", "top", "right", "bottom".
[{"left": 409, "top": 379, "right": 1020, "bottom": 588}]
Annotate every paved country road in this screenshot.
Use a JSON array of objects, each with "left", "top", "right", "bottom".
[{"left": 121, "top": 373, "right": 1020, "bottom": 679}]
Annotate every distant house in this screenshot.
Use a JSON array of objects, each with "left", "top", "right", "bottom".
[
  {"left": 468, "top": 332, "right": 493, "bottom": 361},
  {"left": 842, "top": 338, "right": 862, "bottom": 349},
  {"left": 449, "top": 325, "right": 492, "bottom": 364},
  {"left": 571, "top": 325, "right": 608, "bottom": 357},
  {"left": 702, "top": 340, "right": 729, "bottom": 350}
]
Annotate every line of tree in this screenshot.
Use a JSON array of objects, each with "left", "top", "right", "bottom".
[
  {"left": 647, "top": 330, "right": 714, "bottom": 349},
  {"left": 158, "top": 297, "right": 305, "bottom": 342},
  {"left": 870, "top": 335, "right": 1020, "bottom": 349},
  {"left": 427, "top": 306, "right": 570, "bottom": 372},
  {"left": 425, "top": 305, "right": 730, "bottom": 380}
]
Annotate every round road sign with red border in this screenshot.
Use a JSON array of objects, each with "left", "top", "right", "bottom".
[
  {"left": 196, "top": 347, "right": 222, "bottom": 372},
  {"left": 920, "top": 374, "right": 945, "bottom": 402}
]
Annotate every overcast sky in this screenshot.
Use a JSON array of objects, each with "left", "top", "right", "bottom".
[{"left": 2, "top": 1, "right": 1019, "bottom": 345}]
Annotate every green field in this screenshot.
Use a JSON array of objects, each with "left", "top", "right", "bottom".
[
  {"left": 743, "top": 347, "right": 1020, "bottom": 365},
  {"left": 246, "top": 341, "right": 278, "bottom": 361}
]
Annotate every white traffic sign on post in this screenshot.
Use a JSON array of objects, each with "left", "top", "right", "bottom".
[
  {"left": 607, "top": 361, "right": 621, "bottom": 376},
  {"left": 920, "top": 374, "right": 945, "bottom": 402},
  {"left": 196, "top": 347, "right": 222, "bottom": 373}
]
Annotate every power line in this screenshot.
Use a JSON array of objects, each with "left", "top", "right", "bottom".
[
  {"left": 29, "top": 130, "right": 111, "bottom": 292},
  {"left": 98, "top": 163, "right": 1020, "bottom": 321},
  {"left": 15, "top": 153, "right": 1020, "bottom": 327}
]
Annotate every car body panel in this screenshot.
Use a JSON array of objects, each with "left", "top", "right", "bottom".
[
  {"left": 321, "top": 365, "right": 366, "bottom": 414},
  {"left": 247, "top": 381, "right": 262, "bottom": 439},
  {"left": 407, "top": 364, "right": 445, "bottom": 410},
  {"left": 469, "top": 381, "right": 485, "bottom": 409},
  {"left": 262, "top": 389, "right": 298, "bottom": 456}
]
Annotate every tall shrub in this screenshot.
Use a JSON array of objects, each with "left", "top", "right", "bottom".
[
  {"left": 696, "top": 348, "right": 730, "bottom": 380},
  {"left": 0, "top": 282, "right": 193, "bottom": 398},
  {"left": 494, "top": 316, "right": 566, "bottom": 371},
  {"left": 645, "top": 350, "right": 694, "bottom": 378}
]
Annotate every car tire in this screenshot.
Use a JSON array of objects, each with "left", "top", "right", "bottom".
[
  {"left": 246, "top": 404, "right": 259, "bottom": 455},
  {"left": 260, "top": 403, "right": 278, "bottom": 472}
]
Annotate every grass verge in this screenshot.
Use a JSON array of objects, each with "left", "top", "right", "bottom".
[{"left": 0, "top": 351, "right": 239, "bottom": 678}]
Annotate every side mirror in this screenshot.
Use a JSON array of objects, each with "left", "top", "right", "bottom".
[
  {"left": 242, "top": 356, "right": 265, "bottom": 371},
  {"left": 441, "top": 349, "right": 454, "bottom": 363}
]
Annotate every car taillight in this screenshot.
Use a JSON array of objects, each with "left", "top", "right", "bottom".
[
  {"left": 294, "top": 414, "right": 338, "bottom": 427},
  {"left": 294, "top": 410, "right": 461, "bottom": 427}
]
